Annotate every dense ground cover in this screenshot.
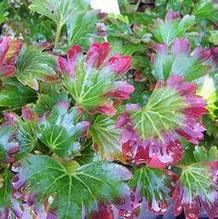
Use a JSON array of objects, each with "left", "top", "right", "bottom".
[{"left": 0, "top": 0, "right": 217, "bottom": 218}]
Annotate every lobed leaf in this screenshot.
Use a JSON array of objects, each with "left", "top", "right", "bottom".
[
  {"left": 89, "top": 115, "right": 123, "bottom": 160},
  {"left": 16, "top": 45, "right": 57, "bottom": 90},
  {"left": 38, "top": 103, "right": 90, "bottom": 158},
  {"left": 29, "top": 0, "right": 90, "bottom": 26},
  {"left": 17, "top": 155, "right": 132, "bottom": 219},
  {"left": 129, "top": 167, "right": 173, "bottom": 214}
]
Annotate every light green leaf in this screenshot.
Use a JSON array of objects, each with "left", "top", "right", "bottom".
[
  {"left": 180, "top": 163, "right": 217, "bottom": 202},
  {"left": 130, "top": 86, "right": 186, "bottom": 139},
  {"left": 89, "top": 115, "right": 123, "bottom": 159},
  {"left": 153, "top": 50, "right": 210, "bottom": 81},
  {"left": 0, "top": 1, "right": 8, "bottom": 24},
  {"left": 197, "top": 74, "right": 218, "bottom": 120},
  {"left": 19, "top": 155, "right": 131, "bottom": 219},
  {"left": 0, "top": 125, "right": 17, "bottom": 162},
  {"left": 29, "top": 0, "right": 90, "bottom": 26},
  {"left": 193, "top": 0, "right": 218, "bottom": 22},
  {"left": 67, "top": 10, "right": 98, "bottom": 50},
  {"left": 208, "top": 30, "right": 218, "bottom": 45},
  {"left": 153, "top": 15, "right": 195, "bottom": 45},
  {"left": 193, "top": 146, "right": 218, "bottom": 162}
]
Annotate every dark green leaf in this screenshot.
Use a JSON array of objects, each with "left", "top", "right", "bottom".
[
  {"left": 34, "top": 87, "right": 70, "bottom": 116},
  {"left": 19, "top": 155, "right": 131, "bottom": 219},
  {"left": 129, "top": 167, "right": 172, "bottom": 212},
  {"left": 0, "top": 79, "right": 37, "bottom": 109},
  {"left": 38, "top": 105, "right": 88, "bottom": 158},
  {"left": 16, "top": 45, "right": 57, "bottom": 90},
  {"left": 15, "top": 121, "right": 37, "bottom": 161},
  {"left": 0, "top": 170, "right": 12, "bottom": 210}
]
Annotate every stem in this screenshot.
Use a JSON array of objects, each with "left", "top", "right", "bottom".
[{"left": 54, "top": 23, "right": 63, "bottom": 48}]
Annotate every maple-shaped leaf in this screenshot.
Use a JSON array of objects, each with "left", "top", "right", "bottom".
[
  {"left": 15, "top": 45, "right": 57, "bottom": 90},
  {"left": 0, "top": 78, "right": 37, "bottom": 109},
  {"left": 58, "top": 42, "right": 134, "bottom": 115},
  {"left": 116, "top": 75, "right": 207, "bottom": 166},
  {"left": 89, "top": 115, "right": 123, "bottom": 160},
  {"left": 152, "top": 38, "right": 215, "bottom": 81},
  {"left": 38, "top": 102, "right": 90, "bottom": 158},
  {"left": 16, "top": 155, "right": 131, "bottom": 219},
  {"left": 129, "top": 167, "right": 174, "bottom": 214},
  {"left": 0, "top": 125, "right": 19, "bottom": 163},
  {"left": 173, "top": 162, "right": 218, "bottom": 219},
  {"left": 152, "top": 13, "right": 195, "bottom": 45},
  {"left": 0, "top": 36, "right": 22, "bottom": 79}
]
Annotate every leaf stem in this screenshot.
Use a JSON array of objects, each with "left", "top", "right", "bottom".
[{"left": 54, "top": 23, "right": 63, "bottom": 48}]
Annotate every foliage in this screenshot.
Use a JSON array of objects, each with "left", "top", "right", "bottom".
[{"left": 0, "top": 0, "right": 217, "bottom": 218}]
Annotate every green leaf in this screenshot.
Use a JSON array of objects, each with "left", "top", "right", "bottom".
[
  {"left": 0, "top": 1, "right": 8, "bottom": 24},
  {"left": 180, "top": 163, "right": 217, "bottom": 202},
  {"left": 34, "top": 87, "right": 70, "bottom": 116},
  {"left": 197, "top": 74, "right": 218, "bottom": 120},
  {"left": 130, "top": 86, "right": 186, "bottom": 139},
  {"left": 29, "top": 0, "right": 90, "bottom": 26},
  {"left": 67, "top": 10, "right": 98, "bottom": 50},
  {"left": 89, "top": 115, "right": 123, "bottom": 159},
  {"left": 38, "top": 105, "right": 87, "bottom": 158},
  {"left": 19, "top": 155, "right": 131, "bottom": 219},
  {"left": 153, "top": 49, "right": 209, "bottom": 81},
  {"left": 193, "top": 146, "right": 218, "bottom": 162},
  {"left": 193, "top": 0, "right": 218, "bottom": 23},
  {"left": 208, "top": 30, "right": 218, "bottom": 45},
  {"left": 202, "top": 115, "right": 218, "bottom": 139},
  {"left": 0, "top": 169, "right": 21, "bottom": 218},
  {"left": 129, "top": 167, "right": 172, "bottom": 212},
  {"left": 0, "top": 79, "right": 37, "bottom": 109},
  {"left": 109, "top": 37, "right": 145, "bottom": 56},
  {"left": 16, "top": 45, "right": 57, "bottom": 90},
  {"left": 64, "top": 58, "right": 113, "bottom": 112},
  {"left": 15, "top": 121, "right": 37, "bottom": 161},
  {"left": 153, "top": 15, "right": 195, "bottom": 45},
  {"left": 0, "top": 125, "right": 17, "bottom": 162},
  {"left": 0, "top": 170, "right": 12, "bottom": 212}
]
